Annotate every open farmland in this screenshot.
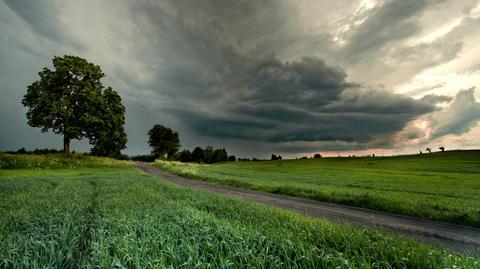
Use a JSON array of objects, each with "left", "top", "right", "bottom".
[
  {"left": 0, "top": 155, "right": 478, "bottom": 268},
  {"left": 154, "top": 150, "right": 480, "bottom": 227}
]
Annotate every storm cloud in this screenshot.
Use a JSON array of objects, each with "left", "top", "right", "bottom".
[{"left": 1, "top": 0, "right": 479, "bottom": 156}]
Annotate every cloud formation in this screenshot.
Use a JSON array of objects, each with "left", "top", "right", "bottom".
[{"left": 0, "top": 0, "right": 479, "bottom": 157}]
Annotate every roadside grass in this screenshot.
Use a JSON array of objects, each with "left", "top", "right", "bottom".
[
  {"left": 0, "top": 153, "right": 128, "bottom": 169},
  {"left": 1, "top": 167, "right": 478, "bottom": 267},
  {"left": 153, "top": 150, "right": 480, "bottom": 227}
]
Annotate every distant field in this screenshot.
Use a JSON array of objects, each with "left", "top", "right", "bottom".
[
  {"left": 0, "top": 155, "right": 477, "bottom": 267},
  {"left": 154, "top": 150, "right": 480, "bottom": 227}
]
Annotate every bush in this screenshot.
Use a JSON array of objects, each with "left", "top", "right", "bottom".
[{"left": 130, "top": 154, "right": 157, "bottom": 162}]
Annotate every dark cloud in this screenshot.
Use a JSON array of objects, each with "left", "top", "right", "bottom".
[
  {"left": 420, "top": 94, "right": 453, "bottom": 104},
  {"left": 166, "top": 55, "right": 438, "bottom": 146},
  {"left": 111, "top": 1, "right": 446, "bottom": 149},
  {"left": 337, "top": 0, "right": 432, "bottom": 63},
  {"left": 430, "top": 88, "right": 480, "bottom": 138},
  {"left": 2, "top": 0, "right": 83, "bottom": 50}
]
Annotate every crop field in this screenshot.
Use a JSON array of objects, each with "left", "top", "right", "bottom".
[
  {"left": 154, "top": 150, "right": 480, "bottom": 227},
  {"left": 1, "top": 155, "right": 478, "bottom": 268}
]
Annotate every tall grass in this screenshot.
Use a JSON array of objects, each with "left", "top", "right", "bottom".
[
  {"left": 1, "top": 168, "right": 478, "bottom": 267},
  {"left": 0, "top": 153, "right": 128, "bottom": 169}
]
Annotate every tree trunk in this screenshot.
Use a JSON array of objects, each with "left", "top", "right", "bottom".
[{"left": 63, "top": 136, "right": 70, "bottom": 155}]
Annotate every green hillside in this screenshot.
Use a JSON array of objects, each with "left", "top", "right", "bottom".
[{"left": 154, "top": 150, "right": 480, "bottom": 227}]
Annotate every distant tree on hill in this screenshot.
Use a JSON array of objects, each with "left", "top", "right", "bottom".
[
  {"left": 213, "top": 148, "right": 228, "bottom": 163},
  {"left": 203, "top": 146, "right": 215, "bottom": 163},
  {"left": 179, "top": 149, "right": 192, "bottom": 162},
  {"left": 314, "top": 153, "right": 322, "bottom": 158},
  {"left": 148, "top": 124, "right": 180, "bottom": 159},
  {"left": 22, "top": 55, "right": 126, "bottom": 155},
  {"left": 426, "top": 147, "right": 432, "bottom": 154},
  {"left": 271, "top": 154, "right": 283, "bottom": 160},
  {"left": 228, "top": 155, "right": 236, "bottom": 162},
  {"left": 439, "top": 146, "right": 445, "bottom": 152},
  {"left": 192, "top": 147, "right": 205, "bottom": 163}
]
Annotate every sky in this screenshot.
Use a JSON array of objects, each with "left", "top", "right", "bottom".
[{"left": 1, "top": 0, "right": 480, "bottom": 158}]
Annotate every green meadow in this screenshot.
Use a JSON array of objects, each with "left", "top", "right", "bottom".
[
  {"left": 0, "top": 154, "right": 478, "bottom": 268},
  {"left": 154, "top": 150, "right": 480, "bottom": 227}
]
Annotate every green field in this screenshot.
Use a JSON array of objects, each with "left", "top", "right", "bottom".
[
  {"left": 1, "top": 155, "right": 478, "bottom": 267},
  {"left": 154, "top": 151, "right": 480, "bottom": 227}
]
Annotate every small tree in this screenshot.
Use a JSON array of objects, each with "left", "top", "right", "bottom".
[
  {"left": 228, "top": 155, "right": 236, "bottom": 162},
  {"left": 213, "top": 148, "right": 228, "bottom": 163},
  {"left": 439, "top": 146, "right": 445, "bottom": 152},
  {"left": 192, "top": 147, "right": 205, "bottom": 163},
  {"left": 426, "top": 147, "right": 432, "bottom": 154},
  {"left": 148, "top": 124, "right": 180, "bottom": 159},
  {"left": 203, "top": 146, "right": 214, "bottom": 163},
  {"left": 179, "top": 149, "right": 192, "bottom": 162},
  {"left": 22, "top": 55, "right": 111, "bottom": 154},
  {"left": 314, "top": 153, "right": 322, "bottom": 158}
]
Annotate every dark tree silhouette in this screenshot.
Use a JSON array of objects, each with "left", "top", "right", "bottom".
[
  {"left": 426, "top": 147, "right": 432, "bottom": 153},
  {"left": 213, "top": 148, "right": 228, "bottom": 163},
  {"left": 314, "top": 153, "right": 322, "bottom": 158},
  {"left": 439, "top": 146, "right": 445, "bottom": 152},
  {"left": 148, "top": 124, "right": 180, "bottom": 159},
  {"left": 179, "top": 149, "right": 192, "bottom": 162},
  {"left": 192, "top": 147, "right": 205, "bottom": 163}
]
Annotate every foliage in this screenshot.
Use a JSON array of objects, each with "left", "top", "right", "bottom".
[
  {"left": 154, "top": 150, "right": 480, "bottom": 227},
  {"left": 314, "top": 153, "right": 322, "bottom": 158},
  {"left": 191, "top": 147, "right": 205, "bottom": 163},
  {"left": 89, "top": 87, "right": 127, "bottom": 157},
  {"left": 0, "top": 153, "right": 127, "bottom": 169},
  {"left": 178, "top": 149, "right": 192, "bottom": 162},
  {"left": 147, "top": 124, "right": 180, "bottom": 159},
  {"left": 271, "top": 154, "right": 282, "bottom": 160},
  {"left": 4, "top": 148, "right": 64, "bottom": 155},
  {"left": 22, "top": 55, "right": 126, "bottom": 155},
  {"left": 178, "top": 146, "right": 229, "bottom": 163},
  {"left": 0, "top": 167, "right": 476, "bottom": 267},
  {"left": 130, "top": 154, "right": 158, "bottom": 162}
]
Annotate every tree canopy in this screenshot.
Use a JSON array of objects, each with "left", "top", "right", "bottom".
[
  {"left": 90, "top": 87, "right": 128, "bottom": 157},
  {"left": 148, "top": 124, "right": 180, "bottom": 159},
  {"left": 22, "top": 55, "right": 127, "bottom": 155}
]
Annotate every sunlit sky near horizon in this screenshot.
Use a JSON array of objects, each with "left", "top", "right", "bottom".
[{"left": 1, "top": 0, "right": 480, "bottom": 158}]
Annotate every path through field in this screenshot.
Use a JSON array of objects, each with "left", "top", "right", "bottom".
[{"left": 136, "top": 162, "right": 480, "bottom": 254}]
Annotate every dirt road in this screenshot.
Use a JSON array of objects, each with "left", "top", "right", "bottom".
[{"left": 135, "top": 162, "right": 480, "bottom": 254}]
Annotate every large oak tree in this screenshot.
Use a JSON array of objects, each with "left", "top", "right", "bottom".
[{"left": 22, "top": 55, "right": 127, "bottom": 155}]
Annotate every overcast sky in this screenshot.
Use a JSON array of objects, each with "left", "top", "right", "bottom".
[{"left": 1, "top": 0, "right": 480, "bottom": 158}]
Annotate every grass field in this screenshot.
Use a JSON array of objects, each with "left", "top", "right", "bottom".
[
  {"left": 0, "top": 153, "right": 128, "bottom": 169},
  {"left": 1, "top": 155, "right": 478, "bottom": 267},
  {"left": 154, "top": 150, "right": 480, "bottom": 227}
]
